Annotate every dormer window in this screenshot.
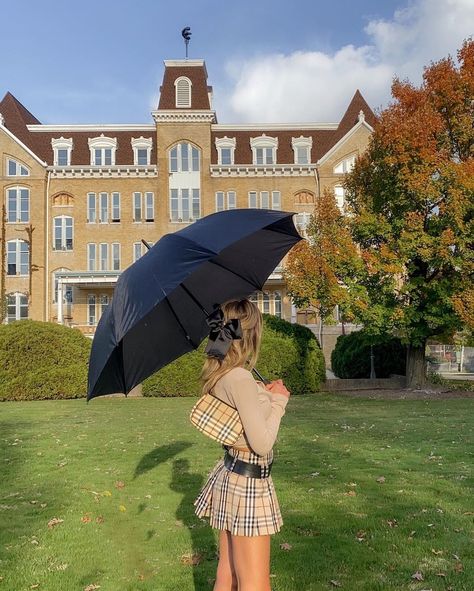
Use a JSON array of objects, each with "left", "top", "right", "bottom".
[
  {"left": 6, "top": 158, "right": 29, "bottom": 176},
  {"left": 292, "top": 136, "right": 312, "bottom": 165},
  {"left": 131, "top": 137, "right": 153, "bottom": 166},
  {"left": 51, "top": 137, "right": 73, "bottom": 166},
  {"left": 88, "top": 135, "right": 117, "bottom": 166},
  {"left": 215, "top": 136, "right": 236, "bottom": 165},
  {"left": 250, "top": 135, "right": 278, "bottom": 165},
  {"left": 334, "top": 154, "right": 356, "bottom": 174},
  {"left": 175, "top": 76, "right": 192, "bottom": 108}
]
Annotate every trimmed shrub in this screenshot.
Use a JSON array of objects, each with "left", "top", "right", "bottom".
[
  {"left": 0, "top": 320, "right": 91, "bottom": 401},
  {"left": 331, "top": 329, "right": 406, "bottom": 379},
  {"left": 143, "top": 314, "right": 325, "bottom": 397}
]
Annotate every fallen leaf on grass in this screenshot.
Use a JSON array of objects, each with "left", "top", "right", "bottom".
[
  {"left": 387, "top": 519, "right": 398, "bottom": 527},
  {"left": 279, "top": 542, "right": 292, "bottom": 551},
  {"left": 84, "top": 585, "right": 101, "bottom": 591},
  {"left": 96, "top": 516, "right": 104, "bottom": 524},
  {"left": 47, "top": 517, "right": 64, "bottom": 529},
  {"left": 181, "top": 552, "right": 203, "bottom": 566},
  {"left": 119, "top": 505, "right": 127, "bottom": 512},
  {"left": 454, "top": 562, "right": 463, "bottom": 573},
  {"left": 81, "top": 515, "right": 92, "bottom": 523},
  {"left": 376, "top": 476, "right": 386, "bottom": 483},
  {"left": 411, "top": 571, "right": 424, "bottom": 581},
  {"left": 114, "top": 481, "right": 125, "bottom": 489},
  {"left": 344, "top": 490, "right": 356, "bottom": 497},
  {"left": 330, "top": 580, "right": 342, "bottom": 587},
  {"left": 355, "top": 530, "right": 366, "bottom": 541},
  {"left": 431, "top": 548, "right": 443, "bottom": 555}
]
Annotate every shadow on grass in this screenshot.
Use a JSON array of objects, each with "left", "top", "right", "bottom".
[
  {"left": 170, "top": 458, "right": 218, "bottom": 591},
  {"left": 133, "top": 441, "right": 193, "bottom": 479}
]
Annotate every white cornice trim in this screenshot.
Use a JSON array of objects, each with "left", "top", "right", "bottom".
[
  {"left": 152, "top": 110, "right": 216, "bottom": 123},
  {"left": 0, "top": 123, "right": 47, "bottom": 167},
  {"left": 47, "top": 165, "right": 158, "bottom": 179},
  {"left": 27, "top": 124, "right": 155, "bottom": 132},
  {"left": 317, "top": 120, "right": 373, "bottom": 166},
  {"left": 210, "top": 164, "right": 317, "bottom": 178},
  {"left": 164, "top": 59, "right": 207, "bottom": 77},
  {"left": 212, "top": 123, "right": 338, "bottom": 131}
]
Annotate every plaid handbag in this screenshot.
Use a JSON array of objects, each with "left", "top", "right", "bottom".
[{"left": 189, "top": 391, "right": 243, "bottom": 445}]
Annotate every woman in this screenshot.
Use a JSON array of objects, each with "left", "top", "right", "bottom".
[{"left": 194, "top": 298, "right": 291, "bottom": 591}]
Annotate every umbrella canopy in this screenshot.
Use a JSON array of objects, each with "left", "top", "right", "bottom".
[{"left": 87, "top": 208, "right": 302, "bottom": 401}]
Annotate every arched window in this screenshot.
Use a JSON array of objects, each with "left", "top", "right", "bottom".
[
  {"left": 169, "top": 143, "right": 201, "bottom": 223},
  {"left": 53, "top": 216, "right": 73, "bottom": 250},
  {"left": 52, "top": 268, "right": 73, "bottom": 305},
  {"left": 250, "top": 135, "right": 278, "bottom": 165},
  {"left": 7, "top": 240, "right": 29, "bottom": 275},
  {"left": 6, "top": 186, "right": 29, "bottom": 223},
  {"left": 175, "top": 77, "right": 192, "bottom": 108},
  {"left": 6, "top": 292, "right": 28, "bottom": 323},
  {"left": 88, "top": 136, "right": 117, "bottom": 166},
  {"left": 169, "top": 142, "right": 200, "bottom": 173},
  {"left": 262, "top": 292, "right": 270, "bottom": 314},
  {"left": 6, "top": 158, "right": 29, "bottom": 176},
  {"left": 334, "top": 154, "right": 356, "bottom": 174},
  {"left": 274, "top": 291, "right": 282, "bottom": 318},
  {"left": 51, "top": 137, "right": 73, "bottom": 166}
]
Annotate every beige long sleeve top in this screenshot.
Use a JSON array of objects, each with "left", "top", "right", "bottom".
[{"left": 212, "top": 366, "right": 289, "bottom": 456}]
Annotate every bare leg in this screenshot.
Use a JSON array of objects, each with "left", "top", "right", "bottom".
[
  {"left": 213, "top": 529, "right": 238, "bottom": 591},
  {"left": 231, "top": 534, "right": 272, "bottom": 591}
]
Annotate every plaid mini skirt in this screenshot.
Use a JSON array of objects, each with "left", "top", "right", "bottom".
[{"left": 193, "top": 447, "right": 283, "bottom": 536}]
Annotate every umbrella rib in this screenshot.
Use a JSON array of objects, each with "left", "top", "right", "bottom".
[
  {"left": 207, "top": 259, "right": 262, "bottom": 291},
  {"left": 180, "top": 283, "right": 211, "bottom": 316},
  {"left": 164, "top": 296, "right": 199, "bottom": 349}
]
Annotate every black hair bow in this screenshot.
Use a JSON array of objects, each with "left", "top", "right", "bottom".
[{"left": 204, "top": 306, "right": 242, "bottom": 360}]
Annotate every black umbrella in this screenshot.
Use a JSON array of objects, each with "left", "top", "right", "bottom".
[{"left": 87, "top": 208, "right": 302, "bottom": 401}]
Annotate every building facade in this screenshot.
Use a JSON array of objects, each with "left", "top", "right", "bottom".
[{"left": 0, "top": 58, "right": 375, "bottom": 339}]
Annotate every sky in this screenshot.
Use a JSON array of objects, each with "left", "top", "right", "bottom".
[{"left": 1, "top": 0, "right": 473, "bottom": 125}]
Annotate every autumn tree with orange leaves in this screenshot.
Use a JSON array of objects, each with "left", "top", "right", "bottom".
[{"left": 343, "top": 39, "right": 474, "bottom": 388}]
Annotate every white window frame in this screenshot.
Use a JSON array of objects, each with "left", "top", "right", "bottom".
[
  {"left": 87, "top": 193, "right": 96, "bottom": 223},
  {"left": 53, "top": 215, "right": 74, "bottom": 251},
  {"left": 51, "top": 137, "right": 73, "bottom": 166},
  {"left": 274, "top": 291, "right": 282, "bottom": 318},
  {"left": 271, "top": 191, "right": 281, "bottom": 210},
  {"left": 334, "top": 154, "right": 356, "bottom": 174},
  {"left": 248, "top": 190, "right": 280, "bottom": 209},
  {"left": 215, "top": 136, "right": 236, "bottom": 166},
  {"left": 169, "top": 142, "right": 200, "bottom": 173},
  {"left": 6, "top": 186, "right": 29, "bottom": 223},
  {"left": 294, "top": 212, "right": 312, "bottom": 236},
  {"left": 53, "top": 268, "right": 73, "bottom": 305},
  {"left": 133, "top": 242, "right": 143, "bottom": 262},
  {"left": 174, "top": 76, "right": 192, "bottom": 108},
  {"left": 215, "top": 190, "right": 237, "bottom": 212},
  {"left": 248, "top": 191, "right": 258, "bottom": 208},
  {"left": 250, "top": 135, "right": 278, "bottom": 166},
  {"left": 88, "top": 136, "right": 117, "bottom": 166},
  {"left": 99, "top": 193, "right": 108, "bottom": 223},
  {"left": 334, "top": 185, "right": 346, "bottom": 209},
  {"left": 111, "top": 242, "right": 120, "bottom": 271},
  {"left": 131, "top": 137, "right": 153, "bottom": 166},
  {"left": 145, "top": 192, "right": 154, "bottom": 222},
  {"left": 87, "top": 294, "right": 96, "bottom": 326},
  {"left": 291, "top": 136, "right": 312, "bottom": 165},
  {"left": 133, "top": 192, "right": 142, "bottom": 222},
  {"left": 7, "top": 239, "right": 29, "bottom": 276},
  {"left": 111, "top": 192, "right": 120, "bottom": 222},
  {"left": 6, "top": 158, "right": 29, "bottom": 176},
  {"left": 99, "top": 294, "right": 109, "bottom": 318},
  {"left": 87, "top": 243, "right": 96, "bottom": 271},
  {"left": 99, "top": 243, "right": 109, "bottom": 271},
  {"left": 6, "top": 292, "right": 28, "bottom": 323},
  {"left": 170, "top": 188, "right": 200, "bottom": 222}
]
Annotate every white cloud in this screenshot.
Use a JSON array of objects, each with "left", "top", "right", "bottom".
[{"left": 217, "top": 0, "right": 474, "bottom": 123}]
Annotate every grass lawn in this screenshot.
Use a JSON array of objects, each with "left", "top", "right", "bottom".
[{"left": 0, "top": 393, "right": 472, "bottom": 591}]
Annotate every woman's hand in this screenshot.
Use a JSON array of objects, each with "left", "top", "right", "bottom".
[{"left": 265, "top": 379, "right": 291, "bottom": 399}]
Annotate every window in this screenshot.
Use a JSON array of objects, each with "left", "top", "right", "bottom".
[
  {"left": 133, "top": 242, "right": 143, "bottom": 262},
  {"left": 334, "top": 155, "right": 356, "bottom": 174},
  {"left": 88, "top": 136, "right": 117, "bottom": 166},
  {"left": 6, "top": 187, "right": 29, "bottom": 223},
  {"left": 169, "top": 143, "right": 200, "bottom": 172},
  {"left": 294, "top": 212, "right": 312, "bottom": 236},
  {"left": 334, "top": 186, "right": 346, "bottom": 209},
  {"left": 215, "top": 137, "right": 236, "bottom": 166},
  {"left": 248, "top": 191, "right": 280, "bottom": 209},
  {"left": 88, "top": 294, "right": 96, "bottom": 326},
  {"left": 215, "top": 191, "right": 237, "bottom": 212},
  {"left": 51, "top": 137, "right": 73, "bottom": 166},
  {"left": 7, "top": 159, "right": 29, "bottom": 176},
  {"left": 53, "top": 270, "right": 73, "bottom": 304},
  {"left": 175, "top": 76, "right": 192, "bottom": 108},
  {"left": 87, "top": 193, "right": 96, "bottom": 223},
  {"left": 53, "top": 216, "right": 73, "bottom": 250},
  {"left": 249, "top": 291, "right": 283, "bottom": 318},
  {"left": 145, "top": 192, "right": 154, "bottom": 221},
  {"left": 131, "top": 137, "right": 153, "bottom": 166},
  {"left": 111, "top": 243, "right": 120, "bottom": 271},
  {"left": 6, "top": 293, "right": 28, "bottom": 323},
  {"left": 292, "top": 136, "right": 312, "bottom": 164},
  {"left": 111, "top": 193, "right": 120, "bottom": 222},
  {"left": 170, "top": 188, "right": 200, "bottom": 222},
  {"left": 133, "top": 192, "right": 142, "bottom": 222},
  {"left": 99, "top": 243, "right": 108, "bottom": 271},
  {"left": 99, "top": 294, "right": 109, "bottom": 318},
  {"left": 99, "top": 193, "right": 108, "bottom": 223},
  {"left": 7, "top": 240, "right": 29, "bottom": 275},
  {"left": 263, "top": 292, "right": 270, "bottom": 314},
  {"left": 274, "top": 292, "right": 282, "bottom": 318},
  {"left": 250, "top": 135, "right": 278, "bottom": 166},
  {"left": 87, "top": 243, "right": 96, "bottom": 271}
]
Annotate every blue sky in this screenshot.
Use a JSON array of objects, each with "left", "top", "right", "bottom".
[{"left": 1, "top": 0, "right": 472, "bottom": 124}]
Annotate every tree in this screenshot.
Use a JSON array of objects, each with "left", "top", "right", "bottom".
[
  {"left": 345, "top": 39, "right": 474, "bottom": 388},
  {"left": 283, "top": 188, "right": 364, "bottom": 346}
]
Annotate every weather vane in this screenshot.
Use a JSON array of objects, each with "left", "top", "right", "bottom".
[{"left": 181, "top": 27, "right": 192, "bottom": 59}]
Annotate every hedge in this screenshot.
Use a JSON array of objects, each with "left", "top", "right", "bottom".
[
  {"left": 0, "top": 320, "right": 91, "bottom": 401},
  {"left": 331, "top": 329, "right": 406, "bottom": 379},
  {"left": 143, "top": 313, "right": 325, "bottom": 396}
]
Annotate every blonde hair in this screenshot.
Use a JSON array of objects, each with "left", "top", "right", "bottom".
[{"left": 200, "top": 298, "right": 263, "bottom": 395}]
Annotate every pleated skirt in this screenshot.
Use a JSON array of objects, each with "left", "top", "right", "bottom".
[{"left": 193, "top": 447, "right": 283, "bottom": 536}]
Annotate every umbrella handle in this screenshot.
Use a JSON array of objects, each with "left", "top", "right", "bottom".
[{"left": 252, "top": 367, "right": 270, "bottom": 385}]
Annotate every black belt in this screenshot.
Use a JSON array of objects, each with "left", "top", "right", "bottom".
[{"left": 224, "top": 451, "right": 273, "bottom": 478}]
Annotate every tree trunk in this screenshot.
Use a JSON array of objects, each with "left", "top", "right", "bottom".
[{"left": 406, "top": 341, "right": 427, "bottom": 388}]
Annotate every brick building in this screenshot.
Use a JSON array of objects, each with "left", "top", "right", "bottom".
[{"left": 0, "top": 58, "right": 375, "bottom": 343}]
